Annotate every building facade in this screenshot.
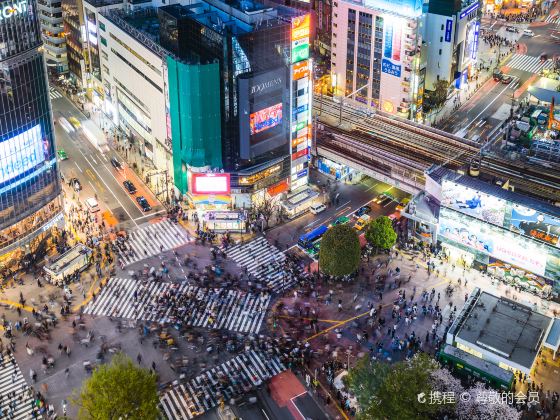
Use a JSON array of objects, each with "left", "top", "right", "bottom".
[
  {"left": 0, "top": 0, "right": 64, "bottom": 263},
  {"left": 63, "top": 0, "right": 87, "bottom": 87},
  {"left": 424, "top": 0, "right": 481, "bottom": 91},
  {"left": 331, "top": 0, "right": 425, "bottom": 121},
  {"left": 38, "top": 0, "right": 68, "bottom": 73}
]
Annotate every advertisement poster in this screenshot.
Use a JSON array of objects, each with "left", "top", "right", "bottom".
[
  {"left": 250, "top": 103, "right": 283, "bottom": 136},
  {"left": 0, "top": 124, "right": 45, "bottom": 185},
  {"left": 509, "top": 206, "right": 560, "bottom": 247},
  {"left": 441, "top": 180, "right": 507, "bottom": 226},
  {"left": 439, "top": 208, "right": 549, "bottom": 277},
  {"left": 365, "top": 0, "right": 422, "bottom": 18},
  {"left": 291, "top": 15, "right": 310, "bottom": 64},
  {"left": 463, "top": 20, "right": 479, "bottom": 62}
]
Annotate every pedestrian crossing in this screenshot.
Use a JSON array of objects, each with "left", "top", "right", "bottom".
[
  {"left": 83, "top": 277, "right": 271, "bottom": 334},
  {"left": 545, "top": 15, "right": 560, "bottom": 25},
  {"left": 0, "top": 354, "right": 37, "bottom": 419},
  {"left": 505, "top": 53, "right": 553, "bottom": 74},
  {"left": 49, "top": 87, "right": 62, "bottom": 100},
  {"left": 117, "top": 220, "right": 191, "bottom": 266},
  {"left": 160, "top": 350, "right": 285, "bottom": 419},
  {"left": 225, "top": 236, "right": 295, "bottom": 293}
]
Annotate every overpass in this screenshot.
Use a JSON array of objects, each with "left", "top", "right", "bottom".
[{"left": 314, "top": 95, "right": 560, "bottom": 202}]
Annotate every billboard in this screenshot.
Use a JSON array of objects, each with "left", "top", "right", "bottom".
[
  {"left": 291, "top": 15, "right": 310, "bottom": 64},
  {"left": 190, "top": 173, "right": 231, "bottom": 195},
  {"left": 364, "top": 0, "right": 422, "bottom": 17},
  {"left": 250, "top": 103, "right": 283, "bottom": 136},
  {"left": 439, "top": 208, "right": 549, "bottom": 277},
  {"left": 0, "top": 124, "right": 46, "bottom": 185},
  {"left": 463, "top": 20, "right": 479, "bottom": 62},
  {"left": 441, "top": 180, "right": 507, "bottom": 226},
  {"left": 509, "top": 206, "right": 560, "bottom": 247}
]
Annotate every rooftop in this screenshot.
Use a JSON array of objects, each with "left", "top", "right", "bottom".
[
  {"left": 454, "top": 289, "right": 551, "bottom": 370},
  {"left": 427, "top": 166, "right": 560, "bottom": 219}
]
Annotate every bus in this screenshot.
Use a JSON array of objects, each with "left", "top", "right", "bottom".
[
  {"left": 298, "top": 225, "right": 329, "bottom": 249},
  {"left": 437, "top": 345, "right": 514, "bottom": 391}
]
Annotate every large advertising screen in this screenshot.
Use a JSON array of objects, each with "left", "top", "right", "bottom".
[
  {"left": 439, "top": 208, "right": 550, "bottom": 277},
  {"left": 509, "top": 206, "right": 560, "bottom": 247},
  {"left": 364, "top": 0, "right": 422, "bottom": 17},
  {"left": 382, "top": 17, "right": 403, "bottom": 78},
  {"left": 250, "top": 103, "right": 282, "bottom": 136},
  {"left": 190, "top": 173, "right": 230, "bottom": 195},
  {"left": 441, "top": 180, "right": 507, "bottom": 226},
  {"left": 0, "top": 124, "right": 46, "bottom": 185},
  {"left": 463, "top": 20, "right": 479, "bottom": 62}
]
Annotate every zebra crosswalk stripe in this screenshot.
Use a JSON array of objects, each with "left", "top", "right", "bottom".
[
  {"left": 159, "top": 350, "right": 285, "bottom": 419},
  {"left": 225, "top": 237, "right": 296, "bottom": 293},
  {"left": 506, "top": 54, "right": 553, "bottom": 74},
  {"left": 545, "top": 15, "right": 560, "bottom": 24},
  {"left": 117, "top": 220, "right": 191, "bottom": 266},
  {"left": 83, "top": 278, "right": 270, "bottom": 334},
  {"left": 0, "top": 354, "right": 38, "bottom": 419},
  {"left": 49, "top": 88, "right": 62, "bottom": 99}
]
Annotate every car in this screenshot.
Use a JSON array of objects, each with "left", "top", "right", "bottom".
[
  {"left": 523, "top": 29, "right": 534, "bottom": 37},
  {"left": 378, "top": 195, "right": 393, "bottom": 206},
  {"left": 330, "top": 216, "right": 350, "bottom": 227},
  {"left": 354, "top": 214, "right": 370, "bottom": 231},
  {"left": 501, "top": 75, "right": 513, "bottom": 84},
  {"left": 69, "top": 177, "right": 81, "bottom": 192},
  {"left": 68, "top": 116, "right": 81, "bottom": 129},
  {"left": 111, "top": 157, "right": 123, "bottom": 170},
  {"left": 395, "top": 202, "right": 406, "bottom": 211},
  {"left": 57, "top": 149, "right": 68, "bottom": 160},
  {"left": 123, "top": 180, "right": 137, "bottom": 194},
  {"left": 308, "top": 242, "right": 321, "bottom": 257},
  {"left": 492, "top": 70, "right": 503, "bottom": 81},
  {"left": 136, "top": 196, "right": 151, "bottom": 212},
  {"left": 372, "top": 194, "right": 386, "bottom": 204},
  {"left": 505, "top": 26, "right": 518, "bottom": 33},
  {"left": 354, "top": 205, "right": 372, "bottom": 218},
  {"left": 310, "top": 203, "right": 327, "bottom": 215},
  {"left": 85, "top": 197, "right": 99, "bottom": 213}
]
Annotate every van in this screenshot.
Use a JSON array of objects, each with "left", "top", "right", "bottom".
[
  {"left": 85, "top": 197, "right": 100, "bottom": 213},
  {"left": 310, "top": 203, "right": 327, "bottom": 215},
  {"left": 354, "top": 214, "right": 370, "bottom": 231},
  {"left": 523, "top": 29, "right": 534, "bottom": 37}
]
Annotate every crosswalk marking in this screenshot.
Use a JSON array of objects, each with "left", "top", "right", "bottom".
[
  {"left": 83, "top": 277, "right": 270, "bottom": 334},
  {"left": 116, "top": 220, "right": 191, "bottom": 266},
  {"left": 49, "top": 87, "right": 62, "bottom": 100},
  {"left": 545, "top": 15, "right": 560, "bottom": 25},
  {"left": 159, "top": 350, "right": 285, "bottom": 419},
  {"left": 0, "top": 354, "right": 38, "bottom": 419},
  {"left": 225, "top": 236, "right": 296, "bottom": 293},
  {"left": 505, "top": 54, "right": 553, "bottom": 74}
]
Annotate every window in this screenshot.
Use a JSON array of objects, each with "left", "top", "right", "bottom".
[
  {"left": 99, "top": 22, "right": 105, "bottom": 31},
  {"left": 440, "top": 24, "right": 444, "bottom": 30},
  {"left": 440, "top": 36, "right": 443, "bottom": 42},
  {"left": 439, "top": 49, "right": 442, "bottom": 55},
  {"left": 100, "top": 36, "right": 107, "bottom": 47}
]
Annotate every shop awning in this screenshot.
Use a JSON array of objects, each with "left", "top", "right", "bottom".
[
  {"left": 544, "top": 318, "right": 560, "bottom": 352},
  {"left": 527, "top": 86, "right": 560, "bottom": 104}
]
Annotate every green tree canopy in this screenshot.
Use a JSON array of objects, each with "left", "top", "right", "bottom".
[
  {"left": 346, "top": 353, "right": 444, "bottom": 420},
  {"left": 73, "top": 352, "right": 159, "bottom": 420},
  {"left": 365, "top": 216, "right": 397, "bottom": 251},
  {"left": 319, "top": 224, "right": 361, "bottom": 276}
]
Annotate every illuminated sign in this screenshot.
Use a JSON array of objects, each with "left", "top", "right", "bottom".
[
  {"left": 0, "top": 0, "right": 27, "bottom": 20},
  {"left": 239, "top": 164, "right": 281, "bottom": 185},
  {"left": 510, "top": 206, "right": 560, "bottom": 247},
  {"left": 190, "top": 173, "right": 231, "bottom": 195},
  {"left": 0, "top": 125, "right": 45, "bottom": 185},
  {"left": 364, "top": 0, "right": 422, "bottom": 17},
  {"left": 250, "top": 78, "right": 282, "bottom": 95},
  {"left": 250, "top": 103, "right": 282, "bottom": 136},
  {"left": 292, "top": 147, "right": 308, "bottom": 160},
  {"left": 293, "top": 60, "right": 310, "bottom": 80},
  {"left": 445, "top": 19, "right": 453, "bottom": 43},
  {"left": 459, "top": 2, "right": 479, "bottom": 19},
  {"left": 291, "top": 15, "right": 310, "bottom": 64},
  {"left": 382, "top": 59, "right": 401, "bottom": 77}
]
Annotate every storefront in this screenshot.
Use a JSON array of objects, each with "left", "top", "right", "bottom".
[
  {"left": 202, "top": 211, "right": 247, "bottom": 233},
  {"left": 317, "top": 157, "right": 361, "bottom": 183}
]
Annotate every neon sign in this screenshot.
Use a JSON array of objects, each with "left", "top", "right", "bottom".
[{"left": 0, "top": 1, "right": 28, "bottom": 20}]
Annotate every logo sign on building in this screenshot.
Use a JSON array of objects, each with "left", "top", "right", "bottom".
[
  {"left": 0, "top": 125, "right": 45, "bottom": 185},
  {"left": 382, "top": 59, "right": 401, "bottom": 78},
  {"left": 291, "top": 15, "right": 310, "bottom": 64},
  {"left": 0, "top": 0, "right": 27, "bottom": 20},
  {"left": 250, "top": 78, "right": 282, "bottom": 96},
  {"left": 459, "top": 2, "right": 479, "bottom": 19},
  {"left": 190, "top": 173, "right": 231, "bottom": 195},
  {"left": 293, "top": 61, "right": 310, "bottom": 80},
  {"left": 445, "top": 19, "right": 453, "bottom": 43}
]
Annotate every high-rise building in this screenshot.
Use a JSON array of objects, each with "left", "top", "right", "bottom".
[
  {"left": 330, "top": 0, "right": 425, "bottom": 121},
  {"left": 425, "top": 0, "right": 481, "bottom": 91},
  {"left": 38, "top": 0, "right": 68, "bottom": 73},
  {"left": 64, "top": 0, "right": 87, "bottom": 87},
  {"left": 0, "top": 0, "right": 64, "bottom": 263}
]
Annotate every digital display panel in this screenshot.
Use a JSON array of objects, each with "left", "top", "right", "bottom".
[
  {"left": 364, "top": 0, "right": 422, "bottom": 17},
  {"left": 439, "top": 208, "right": 549, "bottom": 276},
  {"left": 190, "top": 173, "right": 231, "bottom": 195},
  {"left": 0, "top": 125, "right": 45, "bottom": 185},
  {"left": 441, "top": 180, "right": 507, "bottom": 227},
  {"left": 463, "top": 20, "right": 479, "bottom": 62},
  {"left": 250, "top": 103, "right": 283, "bottom": 136}
]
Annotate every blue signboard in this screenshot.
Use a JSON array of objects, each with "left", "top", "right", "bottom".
[
  {"left": 445, "top": 19, "right": 453, "bottom": 43},
  {"left": 383, "top": 22, "right": 393, "bottom": 59},
  {"left": 297, "top": 168, "right": 308, "bottom": 179},
  {"left": 382, "top": 59, "right": 401, "bottom": 78},
  {"left": 460, "top": 2, "right": 479, "bottom": 19}
]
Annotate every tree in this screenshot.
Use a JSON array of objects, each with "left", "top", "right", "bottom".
[
  {"left": 72, "top": 352, "right": 159, "bottom": 420},
  {"left": 425, "top": 79, "right": 450, "bottom": 113},
  {"left": 346, "top": 353, "right": 444, "bottom": 420},
  {"left": 365, "top": 216, "right": 397, "bottom": 251},
  {"left": 319, "top": 224, "right": 360, "bottom": 276}
]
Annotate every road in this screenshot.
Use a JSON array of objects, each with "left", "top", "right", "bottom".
[{"left": 51, "top": 90, "right": 163, "bottom": 229}]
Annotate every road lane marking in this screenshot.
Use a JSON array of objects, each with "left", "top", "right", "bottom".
[
  {"left": 90, "top": 155, "right": 98, "bottom": 164},
  {"left": 462, "top": 78, "right": 516, "bottom": 131},
  {"left": 88, "top": 180, "right": 98, "bottom": 193},
  {"left": 86, "top": 168, "right": 95, "bottom": 181},
  {"left": 75, "top": 162, "right": 83, "bottom": 173},
  {"left": 336, "top": 200, "right": 350, "bottom": 210}
]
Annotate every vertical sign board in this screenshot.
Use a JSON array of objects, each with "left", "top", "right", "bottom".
[
  {"left": 290, "top": 15, "right": 312, "bottom": 190},
  {"left": 445, "top": 19, "right": 453, "bottom": 43}
]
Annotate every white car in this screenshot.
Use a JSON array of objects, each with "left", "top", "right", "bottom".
[
  {"left": 310, "top": 203, "right": 327, "bottom": 215},
  {"left": 523, "top": 29, "right": 534, "bottom": 37}
]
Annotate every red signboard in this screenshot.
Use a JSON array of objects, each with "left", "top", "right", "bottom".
[
  {"left": 190, "top": 173, "right": 231, "bottom": 195},
  {"left": 292, "top": 147, "right": 308, "bottom": 161}
]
